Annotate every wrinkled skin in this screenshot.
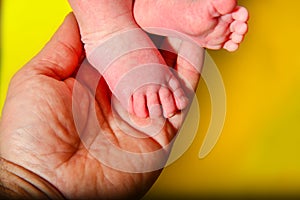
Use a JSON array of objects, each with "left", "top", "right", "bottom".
[{"left": 0, "top": 13, "right": 202, "bottom": 199}]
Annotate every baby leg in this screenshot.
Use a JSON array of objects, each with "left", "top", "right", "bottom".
[{"left": 68, "top": 0, "right": 188, "bottom": 118}]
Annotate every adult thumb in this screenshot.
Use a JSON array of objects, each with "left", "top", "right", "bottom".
[{"left": 27, "top": 13, "right": 83, "bottom": 80}]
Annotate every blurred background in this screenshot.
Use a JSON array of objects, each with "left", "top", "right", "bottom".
[{"left": 1, "top": 0, "right": 300, "bottom": 198}]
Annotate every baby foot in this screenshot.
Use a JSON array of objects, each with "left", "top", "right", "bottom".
[
  {"left": 68, "top": 0, "right": 188, "bottom": 118},
  {"left": 134, "top": 0, "right": 249, "bottom": 51}
]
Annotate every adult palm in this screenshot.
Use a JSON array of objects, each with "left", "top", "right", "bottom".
[{"left": 0, "top": 14, "right": 202, "bottom": 199}]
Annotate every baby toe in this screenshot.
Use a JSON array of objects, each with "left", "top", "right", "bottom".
[
  {"left": 230, "top": 21, "right": 248, "bottom": 35},
  {"left": 147, "top": 92, "right": 162, "bottom": 118},
  {"left": 159, "top": 87, "right": 177, "bottom": 118},
  {"left": 230, "top": 32, "right": 244, "bottom": 43},
  {"left": 133, "top": 92, "right": 148, "bottom": 118},
  {"left": 223, "top": 40, "right": 239, "bottom": 52},
  {"left": 211, "top": 0, "right": 237, "bottom": 15},
  {"left": 232, "top": 6, "right": 249, "bottom": 22}
]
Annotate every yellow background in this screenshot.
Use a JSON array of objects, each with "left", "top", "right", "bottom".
[{"left": 1, "top": 0, "right": 300, "bottom": 198}]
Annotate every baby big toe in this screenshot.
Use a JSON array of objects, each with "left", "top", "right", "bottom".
[
  {"left": 159, "top": 87, "right": 177, "bottom": 118},
  {"left": 232, "top": 6, "right": 249, "bottom": 22}
]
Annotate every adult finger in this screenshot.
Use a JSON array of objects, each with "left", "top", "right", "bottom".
[{"left": 25, "top": 13, "right": 83, "bottom": 80}]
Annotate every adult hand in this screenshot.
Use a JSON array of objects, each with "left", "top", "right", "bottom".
[{"left": 0, "top": 13, "right": 202, "bottom": 199}]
